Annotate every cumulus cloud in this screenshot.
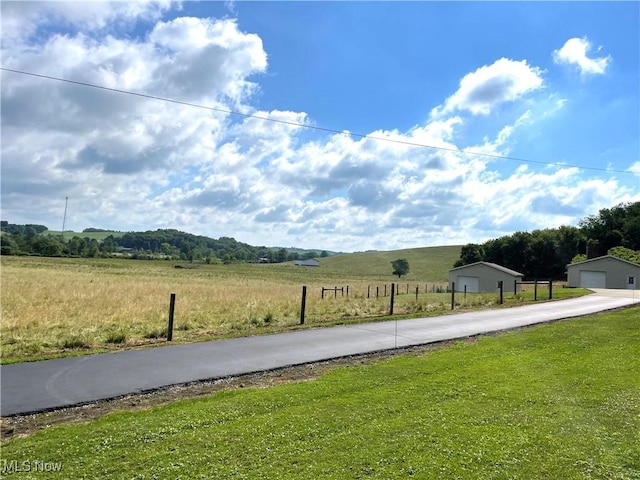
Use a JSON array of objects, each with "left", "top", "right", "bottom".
[
  {"left": 553, "top": 37, "right": 611, "bottom": 76},
  {"left": 1, "top": 1, "right": 174, "bottom": 46},
  {"left": 434, "top": 58, "right": 544, "bottom": 116},
  {"left": 1, "top": 4, "right": 636, "bottom": 252}
]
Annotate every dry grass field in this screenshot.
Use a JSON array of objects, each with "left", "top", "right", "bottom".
[{"left": 1, "top": 248, "right": 584, "bottom": 362}]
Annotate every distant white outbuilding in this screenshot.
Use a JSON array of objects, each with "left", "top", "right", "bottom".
[
  {"left": 448, "top": 262, "right": 524, "bottom": 293},
  {"left": 566, "top": 255, "right": 639, "bottom": 289}
]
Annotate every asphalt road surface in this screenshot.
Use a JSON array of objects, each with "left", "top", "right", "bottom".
[{"left": 1, "top": 289, "right": 637, "bottom": 416}]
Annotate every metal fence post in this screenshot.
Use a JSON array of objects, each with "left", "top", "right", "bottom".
[
  {"left": 390, "top": 282, "right": 395, "bottom": 315},
  {"left": 167, "top": 293, "right": 176, "bottom": 341},
  {"left": 451, "top": 282, "right": 455, "bottom": 310},
  {"left": 300, "top": 286, "right": 307, "bottom": 325}
]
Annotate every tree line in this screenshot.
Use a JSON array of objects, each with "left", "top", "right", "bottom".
[
  {"left": 0, "top": 223, "right": 325, "bottom": 263},
  {"left": 454, "top": 202, "right": 640, "bottom": 279}
]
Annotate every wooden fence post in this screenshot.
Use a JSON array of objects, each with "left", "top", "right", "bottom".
[
  {"left": 548, "top": 279, "right": 553, "bottom": 300},
  {"left": 367, "top": 285, "right": 370, "bottom": 298},
  {"left": 300, "top": 286, "right": 307, "bottom": 325},
  {"left": 498, "top": 281, "right": 503, "bottom": 305},
  {"left": 415, "top": 285, "right": 419, "bottom": 301},
  {"left": 167, "top": 293, "right": 176, "bottom": 341},
  {"left": 534, "top": 280, "right": 538, "bottom": 301}
]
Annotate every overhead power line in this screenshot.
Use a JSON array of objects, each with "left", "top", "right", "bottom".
[{"left": 0, "top": 67, "right": 633, "bottom": 175}]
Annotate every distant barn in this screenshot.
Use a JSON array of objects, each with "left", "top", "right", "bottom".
[{"left": 294, "top": 258, "right": 320, "bottom": 267}]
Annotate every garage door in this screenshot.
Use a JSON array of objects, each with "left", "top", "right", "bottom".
[
  {"left": 456, "top": 276, "right": 479, "bottom": 293},
  {"left": 579, "top": 271, "right": 606, "bottom": 288}
]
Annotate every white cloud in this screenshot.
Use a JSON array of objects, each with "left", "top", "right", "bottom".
[
  {"left": 0, "top": 1, "right": 174, "bottom": 46},
  {"left": 553, "top": 37, "right": 611, "bottom": 76},
  {"left": 1, "top": 5, "right": 636, "bottom": 252},
  {"left": 434, "top": 58, "right": 544, "bottom": 116}
]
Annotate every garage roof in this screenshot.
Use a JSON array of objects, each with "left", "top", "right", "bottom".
[
  {"left": 567, "top": 255, "right": 640, "bottom": 268},
  {"left": 449, "top": 261, "right": 524, "bottom": 277}
]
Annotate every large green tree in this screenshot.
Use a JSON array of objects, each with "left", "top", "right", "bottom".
[{"left": 391, "top": 258, "right": 410, "bottom": 278}]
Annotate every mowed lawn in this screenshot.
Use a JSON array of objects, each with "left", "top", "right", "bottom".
[{"left": 2, "top": 307, "right": 638, "bottom": 479}]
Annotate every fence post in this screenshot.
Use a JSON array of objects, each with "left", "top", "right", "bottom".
[
  {"left": 390, "top": 282, "right": 395, "bottom": 315},
  {"left": 384, "top": 284, "right": 387, "bottom": 297},
  {"left": 415, "top": 285, "right": 419, "bottom": 301},
  {"left": 534, "top": 280, "right": 538, "bottom": 301},
  {"left": 376, "top": 286, "right": 379, "bottom": 298},
  {"left": 167, "top": 293, "right": 176, "bottom": 341},
  {"left": 300, "top": 286, "right": 307, "bottom": 325},
  {"left": 367, "top": 285, "right": 370, "bottom": 298},
  {"left": 451, "top": 282, "right": 455, "bottom": 310},
  {"left": 498, "top": 281, "right": 503, "bottom": 305},
  {"left": 464, "top": 285, "right": 467, "bottom": 298},
  {"left": 514, "top": 279, "right": 517, "bottom": 295},
  {"left": 548, "top": 279, "right": 553, "bottom": 300},
  {"left": 346, "top": 285, "right": 349, "bottom": 298},
  {"left": 321, "top": 287, "right": 325, "bottom": 299}
]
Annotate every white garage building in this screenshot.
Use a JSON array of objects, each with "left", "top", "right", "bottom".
[
  {"left": 448, "top": 262, "right": 524, "bottom": 293},
  {"left": 566, "top": 255, "right": 639, "bottom": 289}
]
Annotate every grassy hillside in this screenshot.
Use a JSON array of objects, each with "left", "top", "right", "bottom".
[
  {"left": 3, "top": 307, "right": 638, "bottom": 478},
  {"left": 316, "top": 245, "right": 462, "bottom": 281}
]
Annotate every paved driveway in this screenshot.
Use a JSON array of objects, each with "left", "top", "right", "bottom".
[{"left": 1, "top": 290, "right": 637, "bottom": 416}]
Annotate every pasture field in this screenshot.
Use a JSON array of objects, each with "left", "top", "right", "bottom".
[
  {"left": 1, "top": 249, "right": 587, "bottom": 362},
  {"left": 1, "top": 307, "right": 638, "bottom": 479}
]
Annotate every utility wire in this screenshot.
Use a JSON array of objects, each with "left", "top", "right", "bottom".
[{"left": 0, "top": 67, "right": 633, "bottom": 175}]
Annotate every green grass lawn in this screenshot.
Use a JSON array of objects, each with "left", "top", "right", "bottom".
[{"left": 2, "top": 306, "right": 638, "bottom": 479}]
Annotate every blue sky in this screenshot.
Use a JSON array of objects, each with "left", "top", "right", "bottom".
[{"left": 1, "top": 1, "right": 639, "bottom": 251}]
